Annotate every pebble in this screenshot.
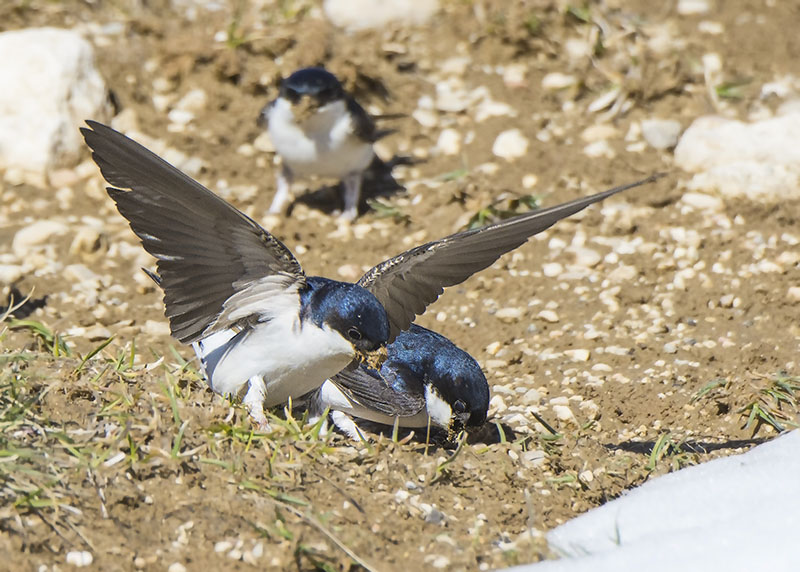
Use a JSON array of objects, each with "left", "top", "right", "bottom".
[
  {"left": 564, "top": 349, "right": 591, "bottom": 362},
  {"left": 0, "top": 264, "right": 24, "bottom": 283},
  {"left": 680, "top": 192, "right": 724, "bottom": 211},
  {"left": 323, "top": 0, "right": 440, "bottom": 30},
  {"left": 521, "top": 449, "right": 546, "bottom": 468},
  {"left": 65, "top": 551, "right": 93, "bottom": 567},
  {"left": 788, "top": 286, "right": 800, "bottom": 303},
  {"left": 144, "top": 319, "right": 171, "bottom": 337},
  {"left": 537, "top": 310, "right": 560, "bottom": 323},
  {"left": 570, "top": 247, "right": 601, "bottom": 268},
  {"left": 12, "top": 220, "right": 69, "bottom": 257},
  {"left": 663, "top": 342, "right": 678, "bottom": 354},
  {"left": 541, "top": 72, "right": 577, "bottom": 90},
  {"left": 677, "top": 0, "right": 710, "bottom": 15},
  {"left": 167, "top": 564, "right": 187, "bottom": 572},
  {"left": 492, "top": 129, "right": 529, "bottom": 161},
  {"left": 641, "top": 119, "right": 682, "bottom": 150},
  {"left": 542, "top": 262, "right": 563, "bottom": 277},
  {"left": 552, "top": 404, "right": 576, "bottom": 423},
  {"left": 495, "top": 307, "right": 525, "bottom": 323},
  {"left": 435, "top": 128, "right": 461, "bottom": 155},
  {"left": 412, "top": 108, "right": 439, "bottom": 128}
]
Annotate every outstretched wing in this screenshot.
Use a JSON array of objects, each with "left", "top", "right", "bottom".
[
  {"left": 82, "top": 121, "right": 305, "bottom": 343},
  {"left": 358, "top": 174, "right": 663, "bottom": 340}
]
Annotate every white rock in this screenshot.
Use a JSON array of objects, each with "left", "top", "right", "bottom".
[
  {"left": 144, "top": 319, "right": 171, "bottom": 337},
  {"left": 324, "top": 0, "right": 439, "bottom": 30},
  {"left": 674, "top": 113, "right": 800, "bottom": 201},
  {"left": 0, "top": 264, "right": 25, "bottom": 284},
  {"left": 495, "top": 307, "right": 525, "bottom": 323},
  {"left": 788, "top": 286, "right": 800, "bottom": 303},
  {"left": 542, "top": 262, "right": 564, "bottom": 277},
  {"left": 570, "top": 247, "right": 602, "bottom": 268},
  {"left": 65, "top": 551, "right": 93, "bottom": 567},
  {"left": 12, "top": 220, "right": 69, "bottom": 257},
  {"left": 0, "top": 28, "right": 109, "bottom": 180},
  {"left": 564, "top": 349, "right": 591, "bottom": 362},
  {"left": 677, "top": 0, "right": 710, "bottom": 15},
  {"left": 680, "top": 192, "right": 724, "bottom": 211},
  {"left": 412, "top": 108, "right": 439, "bottom": 128},
  {"left": 542, "top": 73, "right": 577, "bottom": 90},
  {"left": 641, "top": 119, "right": 682, "bottom": 150},
  {"left": 492, "top": 129, "right": 529, "bottom": 161},
  {"left": 552, "top": 404, "right": 576, "bottom": 423},
  {"left": 174, "top": 88, "right": 207, "bottom": 114},
  {"left": 434, "top": 128, "right": 461, "bottom": 155},
  {"left": 537, "top": 310, "right": 560, "bottom": 323}
]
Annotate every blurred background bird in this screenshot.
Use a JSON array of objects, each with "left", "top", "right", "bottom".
[{"left": 258, "top": 67, "right": 393, "bottom": 220}]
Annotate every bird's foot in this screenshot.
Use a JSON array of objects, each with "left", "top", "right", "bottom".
[{"left": 331, "top": 411, "right": 369, "bottom": 441}]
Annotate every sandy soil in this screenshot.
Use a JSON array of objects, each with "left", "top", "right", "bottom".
[{"left": 1, "top": 1, "right": 799, "bottom": 570}]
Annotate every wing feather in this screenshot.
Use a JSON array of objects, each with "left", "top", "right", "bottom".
[
  {"left": 359, "top": 174, "right": 663, "bottom": 339},
  {"left": 82, "top": 121, "right": 305, "bottom": 343}
]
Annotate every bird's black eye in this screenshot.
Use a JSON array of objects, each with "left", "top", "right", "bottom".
[
  {"left": 347, "top": 327, "right": 362, "bottom": 341},
  {"left": 453, "top": 400, "right": 467, "bottom": 414}
]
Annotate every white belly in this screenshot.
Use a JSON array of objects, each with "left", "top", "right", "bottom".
[
  {"left": 267, "top": 99, "right": 373, "bottom": 179},
  {"left": 194, "top": 315, "right": 355, "bottom": 407}
]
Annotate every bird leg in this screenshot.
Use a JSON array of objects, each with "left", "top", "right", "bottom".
[
  {"left": 340, "top": 171, "right": 363, "bottom": 221},
  {"left": 331, "top": 410, "right": 368, "bottom": 441},
  {"left": 268, "top": 164, "right": 293, "bottom": 214},
  {"left": 243, "top": 375, "right": 271, "bottom": 431}
]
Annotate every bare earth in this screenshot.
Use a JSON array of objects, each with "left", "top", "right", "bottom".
[{"left": 2, "top": 1, "right": 799, "bottom": 571}]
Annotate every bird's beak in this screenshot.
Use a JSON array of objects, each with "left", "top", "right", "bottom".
[
  {"left": 292, "top": 96, "right": 318, "bottom": 123},
  {"left": 359, "top": 345, "right": 388, "bottom": 370}
]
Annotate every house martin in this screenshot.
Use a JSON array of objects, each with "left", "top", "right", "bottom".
[
  {"left": 258, "top": 67, "right": 392, "bottom": 220},
  {"left": 307, "top": 323, "right": 489, "bottom": 441},
  {"left": 81, "top": 120, "right": 660, "bottom": 429}
]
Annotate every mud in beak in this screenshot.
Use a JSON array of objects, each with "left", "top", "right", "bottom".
[
  {"left": 292, "top": 96, "right": 319, "bottom": 123},
  {"left": 359, "top": 346, "right": 388, "bottom": 371}
]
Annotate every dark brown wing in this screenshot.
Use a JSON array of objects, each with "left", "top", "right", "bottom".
[
  {"left": 358, "top": 174, "right": 663, "bottom": 340},
  {"left": 330, "top": 364, "right": 426, "bottom": 417},
  {"left": 82, "top": 121, "right": 305, "bottom": 343}
]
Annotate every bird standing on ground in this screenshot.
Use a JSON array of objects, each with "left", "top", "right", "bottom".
[
  {"left": 259, "top": 67, "right": 391, "bottom": 220},
  {"left": 82, "top": 120, "right": 660, "bottom": 431}
]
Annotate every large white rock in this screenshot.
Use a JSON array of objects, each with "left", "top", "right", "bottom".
[
  {"left": 503, "top": 430, "right": 800, "bottom": 572},
  {"left": 323, "top": 0, "right": 439, "bottom": 31},
  {"left": 674, "top": 112, "right": 800, "bottom": 201},
  {"left": 0, "top": 28, "right": 109, "bottom": 183}
]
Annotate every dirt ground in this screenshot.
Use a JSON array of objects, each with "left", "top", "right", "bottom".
[{"left": 2, "top": 0, "right": 800, "bottom": 570}]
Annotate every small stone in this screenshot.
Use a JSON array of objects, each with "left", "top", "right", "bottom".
[
  {"left": 663, "top": 342, "right": 678, "bottom": 354},
  {"left": 12, "top": 220, "right": 69, "bottom": 257},
  {"left": 579, "top": 470, "right": 594, "bottom": 483},
  {"left": 144, "top": 320, "right": 171, "bottom": 337},
  {"left": 215, "top": 541, "right": 233, "bottom": 553},
  {"left": 0, "top": 264, "right": 24, "bottom": 284},
  {"left": 253, "top": 131, "right": 274, "bottom": 153},
  {"left": 677, "top": 0, "right": 710, "bottom": 15},
  {"left": 521, "top": 449, "right": 546, "bottom": 468},
  {"left": 552, "top": 405, "right": 576, "bottom": 423},
  {"left": 788, "top": 286, "right": 800, "bottom": 303},
  {"left": 412, "top": 108, "right": 439, "bottom": 128},
  {"left": 485, "top": 341, "right": 502, "bottom": 356},
  {"left": 84, "top": 325, "right": 112, "bottom": 341},
  {"left": 542, "top": 262, "right": 563, "bottom": 277},
  {"left": 65, "top": 551, "right": 93, "bottom": 567},
  {"left": 495, "top": 307, "right": 525, "bottom": 323},
  {"left": 431, "top": 555, "right": 451, "bottom": 569},
  {"left": 570, "top": 247, "right": 602, "bottom": 268},
  {"left": 564, "top": 349, "right": 591, "bottom": 362},
  {"left": 167, "top": 564, "right": 187, "bottom": 572},
  {"left": 537, "top": 310, "right": 559, "bottom": 323},
  {"left": 680, "top": 192, "right": 724, "bottom": 211},
  {"left": 435, "top": 128, "right": 461, "bottom": 156},
  {"left": 324, "top": 0, "right": 440, "bottom": 31},
  {"left": 492, "top": 129, "right": 529, "bottom": 161},
  {"left": 541, "top": 72, "right": 577, "bottom": 90},
  {"left": 641, "top": 119, "right": 682, "bottom": 150}
]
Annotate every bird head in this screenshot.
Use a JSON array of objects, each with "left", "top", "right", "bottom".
[
  {"left": 278, "top": 67, "right": 346, "bottom": 123},
  {"left": 302, "top": 279, "right": 390, "bottom": 370}
]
